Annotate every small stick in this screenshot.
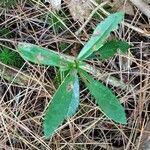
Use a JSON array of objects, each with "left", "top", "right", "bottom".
[
  {"left": 123, "top": 22, "right": 150, "bottom": 37},
  {"left": 75, "top": 1, "right": 109, "bottom": 35},
  {"left": 130, "top": 0, "right": 150, "bottom": 18}
]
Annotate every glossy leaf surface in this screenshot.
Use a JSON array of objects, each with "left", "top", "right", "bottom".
[
  {"left": 77, "top": 12, "right": 124, "bottom": 60},
  {"left": 18, "top": 42, "right": 70, "bottom": 69},
  {"left": 67, "top": 75, "right": 80, "bottom": 117},
  {"left": 80, "top": 69, "right": 127, "bottom": 124},
  {"left": 97, "top": 40, "right": 129, "bottom": 60},
  {"left": 44, "top": 72, "right": 79, "bottom": 138}
]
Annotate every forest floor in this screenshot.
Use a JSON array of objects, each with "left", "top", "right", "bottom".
[{"left": 0, "top": 0, "right": 150, "bottom": 150}]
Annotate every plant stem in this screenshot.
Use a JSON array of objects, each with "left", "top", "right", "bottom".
[
  {"left": 0, "top": 38, "right": 130, "bottom": 90},
  {"left": 81, "top": 63, "right": 128, "bottom": 90},
  {"left": 0, "top": 54, "right": 130, "bottom": 90},
  {"left": 0, "top": 62, "right": 29, "bottom": 86}
]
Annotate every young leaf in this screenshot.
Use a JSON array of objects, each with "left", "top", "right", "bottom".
[
  {"left": 18, "top": 42, "right": 71, "bottom": 69},
  {"left": 80, "top": 69, "right": 127, "bottom": 124},
  {"left": 93, "top": 40, "right": 130, "bottom": 60},
  {"left": 44, "top": 72, "right": 79, "bottom": 139},
  {"left": 77, "top": 12, "right": 124, "bottom": 60}
]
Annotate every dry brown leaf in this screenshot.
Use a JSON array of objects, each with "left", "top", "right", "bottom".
[
  {"left": 139, "top": 121, "right": 150, "bottom": 150},
  {"left": 64, "top": 0, "right": 94, "bottom": 22},
  {"left": 130, "top": 0, "right": 150, "bottom": 18},
  {"left": 45, "top": 0, "right": 61, "bottom": 10},
  {"left": 102, "top": 0, "right": 134, "bottom": 15}
]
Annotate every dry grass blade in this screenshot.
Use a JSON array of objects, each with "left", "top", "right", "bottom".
[
  {"left": 130, "top": 0, "right": 150, "bottom": 18},
  {"left": 0, "top": 0, "right": 150, "bottom": 149}
]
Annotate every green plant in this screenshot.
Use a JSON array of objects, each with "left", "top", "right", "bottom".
[
  {"left": 0, "top": 47, "right": 24, "bottom": 68},
  {"left": 0, "top": 0, "right": 18, "bottom": 8},
  {"left": 17, "top": 12, "right": 130, "bottom": 139},
  {"left": 0, "top": 27, "right": 12, "bottom": 38}
]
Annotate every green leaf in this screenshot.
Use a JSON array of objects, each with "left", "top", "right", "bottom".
[
  {"left": 80, "top": 69, "right": 127, "bottom": 124},
  {"left": 44, "top": 72, "right": 79, "bottom": 139},
  {"left": 77, "top": 12, "right": 124, "bottom": 60},
  {"left": 18, "top": 42, "right": 71, "bottom": 70},
  {"left": 67, "top": 75, "right": 79, "bottom": 117},
  {"left": 93, "top": 40, "right": 130, "bottom": 60}
]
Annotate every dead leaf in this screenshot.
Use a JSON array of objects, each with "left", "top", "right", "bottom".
[
  {"left": 102, "top": 0, "right": 134, "bottom": 16},
  {"left": 64, "top": 0, "right": 94, "bottom": 22},
  {"left": 45, "top": 0, "right": 61, "bottom": 10},
  {"left": 130, "top": 0, "right": 150, "bottom": 18}
]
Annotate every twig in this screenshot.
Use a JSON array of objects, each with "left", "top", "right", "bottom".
[
  {"left": 0, "top": 63, "right": 29, "bottom": 86},
  {"left": 75, "top": 1, "right": 109, "bottom": 35},
  {"left": 123, "top": 22, "right": 150, "bottom": 37},
  {"left": 130, "top": 0, "right": 150, "bottom": 18},
  {"left": 81, "top": 63, "right": 129, "bottom": 90},
  {"left": 0, "top": 62, "right": 53, "bottom": 98}
]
